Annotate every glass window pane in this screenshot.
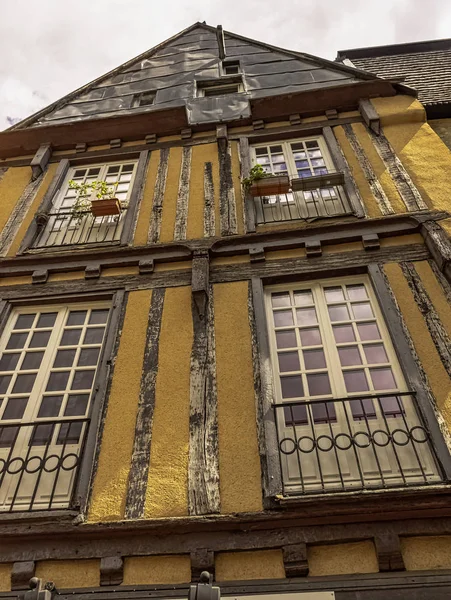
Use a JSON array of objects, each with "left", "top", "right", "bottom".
[
  {"left": 6, "top": 333, "right": 28, "bottom": 350},
  {"left": 333, "top": 325, "right": 356, "bottom": 343},
  {"left": 64, "top": 394, "right": 90, "bottom": 416},
  {"left": 21, "top": 352, "right": 44, "bottom": 371},
  {"left": 3, "top": 397, "right": 28, "bottom": 420},
  {"left": 281, "top": 375, "right": 304, "bottom": 398},
  {"left": 14, "top": 314, "right": 35, "bottom": 330},
  {"left": 328, "top": 305, "right": 349, "bottom": 322},
  {"left": 303, "top": 349, "right": 326, "bottom": 370},
  {"left": 307, "top": 373, "right": 331, "bottom": 396},
  {"left": 71, "top": 370, "right": 95, "bottom": 390},
  {"left": 30, "top": 424, "right": 54, "bottom": 446},
  {"left": 89, "top": 310, "right": 109, "bottom": 325},
  {"left": 296, "top": 308, "right": 317, "bottom": 326},
  {"left": 78, "top": 348, "right": 100, "bottom": 367},
  {"left": 29, "top": 331, "right": 51, "bottom": 348},
  {"left": 283, "top": 403, "right": 308, "bottom": 425},
  {"left": 278, "top": 352, "right": 300, "bottom": 372},
  {"left": 83, "top": 328, "right": 105, "bottom": 345},
  {"left": 0, "top": 375, "right": 12, "bottom": 394},
  {"left": 38, "top": 395, "right": 63, "bottom": 418},
  {"left": 364, "top": 344, "right": 388, "bottom": 364},
  {"left": 53, "top": 349, "right": 76, "bottom": 368},
  {"left": 67, "top": 311, "right": 87, "bottom": 326},
  {"left": 46, "top": 371, "right": 70, "bottom": 392},
  {"left": 12, "top": 373, "right": 36, "bottom": 394},
  {"left": 352, "top": 302, "right": 374, "bottom": 320},
  {"left": 271, "top": 293, "right": 290, "bottom": 308},
  {"left": 273, "top": 310, "right": 294, "bottom": 327},
  {"left": 36, "top": 313, "right": 57, "bottom": 328},
  {"left": 299, "top": 328, "right": 322, "bottom": 346},
  {"left": 0, "top": 353, "right": 20, "bottom": 371},
  {"left": 324, "top": 287, "right": 345, "bottom": 303},
  {"left": 370, "top": 368, "right": 397, "bottom": 390},
  {"left": 275, "top": 330, "right": 297, "bottom": 349},
  {"left": 294, "top": 291, "right": 313, "bottom": 306},
  {"left": 0, "top": 426, "right": 19, "bottom": 448},
  {"left": 338, "top": 346, "right": 362, "bottom": 367},
  {"left": 57, "top": 422, "right": 83, "bottom": 445},
  {"left": 347, "top": 285, "right": 368, "bottom": 301},
  {"left": 357, "top": 322, "right": 381, "bottom": 341},
  {"left": 60, "top": 329, "right": 82, "bottom": 346},
  {"left": 343, "top": 370, "right": 369, "bottom": 393}
]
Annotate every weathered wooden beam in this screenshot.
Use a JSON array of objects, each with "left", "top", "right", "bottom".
[
  {"left": 249, "top": 247, "right": 265, "bottom": 263},
  {"left": 181, "top": 128, "right": 193, "bottom": 140},
  {"left": 238, "top": 137, "right": 256, "bottom": 233},
  {"left": 282, "top": 543, "right": 309, "bottom": 577},
  {"left": 289, "top": 114, "right": 301, "bottom": 126},
  {"left": 174, "top": 147, "right": 192, "bottom": 241},
  {"left": 218, "top": 143, "right": 237, "bottom": 236},
  {"left": 100, "top": 556, "right": 123, "bottom": 586},
  {"left": 85, "top": 265, "right": 101, "bottom": 279},
  {"left": 75, "top": 142, "right": 87, "bottom": 153},
  {"left": 216, "top": 25, "right": 226, "bottom": 59},
  {"left": 204, "top": 162, "right": 215, "bottom": 238},
  {"left": 109, "top": 138, "right": 122, "bottom": 149},
  {"left": 139, "top": 259, "right": 155, "bottom": 274},
  {"left": 374, "top": 533, "right": 405, "bottom": 572},
  {"left": 11, "top": 561, "right": 35, "bottom": 590},
  {"left": 362, "top": 233, "right": 380, "bottom": 250},
  {"left": 148, "top": 148, "right": 169, "bottom": 244},
  {"left": 190, "top": 549, "right": 215, "bottom": 582},
  {"left": 359, "top": 99, "right": 380, "bottom": 135},
  {"left": 422, "top": 221, "right": 451, "bottom": 284},
  {"left": 145, "top": 134, "right": 157, "bottom": 145},
  {"left": 325, "top": 108, "right": 338, "bottom": 120},
  {"left": 192, "top": 251, "right": 210, "bottom": 322},
  {"left": 30, "top": 143, "right": 52, "bottom": 180},
  {"left": 252, "top": 119, "right": 265, "bottom": 130},
  {"left": 31, "top": 269, "right": 48, "bottom": 284},
  {"left": 305, "top": 240, "right": 322, "bottom": 257}
]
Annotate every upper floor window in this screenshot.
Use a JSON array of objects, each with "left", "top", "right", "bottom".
[
  {"left": 0, "top": 303, "right": 110, "bottom": 511},
  {"left": 222, "top": 60, "right": 241, "bottom": 75},
  {"left": 265, "top": 276, "right": 441, "bottom": 495},
  {"left": 33, "top": 161, "right": 137, "bottom": 249},
  {"left": 251, "top": 137, "right": 351, "bottom": 224}
]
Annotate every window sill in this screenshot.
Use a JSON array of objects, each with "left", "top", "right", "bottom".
[{"left": 0, "top": 508, "right": 80, "bottom": 525}]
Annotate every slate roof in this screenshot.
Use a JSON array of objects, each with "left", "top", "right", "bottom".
[
  {"left": 14, "top": 22, "right": 379, "bottom": 129},
  {"left": 337, "top": 39, "right": 451, "bottom": 107}
]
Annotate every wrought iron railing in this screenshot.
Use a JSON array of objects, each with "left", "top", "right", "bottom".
[
  {"left": 0, "top": 417, "right": 89, "bottom": 512},
  {"left": 254, "top": 185, "right": 352, "bottom": 225},
  {"left": 32, "top": 209, "right": 126, "bottom": 248},
  {"left": 273, "top": 392, "right": 443, "bottom": 496}
]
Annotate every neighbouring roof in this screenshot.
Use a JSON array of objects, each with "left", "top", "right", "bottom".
[
  {"left": 337, "top": 38, "right": 451, "bottom": 109},
  {"left": 13, "top": 22, "right": 382, "bottom": 130}
]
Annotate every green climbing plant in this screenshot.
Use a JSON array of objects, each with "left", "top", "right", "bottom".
[
  {"left": 68, "top": 180, "right": 118, "bottom": 220},
  {"left": 241, "top": 164, "right": 269, "bottom": 192}
]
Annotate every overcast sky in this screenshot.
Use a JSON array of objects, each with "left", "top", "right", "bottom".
[{"left": 1, "top": 0, "right": 450, "bottom": 130}]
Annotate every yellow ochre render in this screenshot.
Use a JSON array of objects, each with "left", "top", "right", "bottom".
[
  {"left": 35, "top": 560, "right": 100, "bottom": 589},
  {"left": 159, "top": 146, "right": 183, "bottom": 243},
  {"left": 123, "top": 555, "right": 191, "bottom": 585},
  {"left": 0, "top": 167, "right": 32, "bottom": 246},
  {"left": 308, "top": 541, "right": 379, "bottom": 576},
  {"left": 134, "top": 151, "right": 160, "bottom": 246},
  {"left": 215, "top": 550, "right": 285, "bottom": 581},
  {"left": 401, "top": 536, "right": 451, "bottom": 570},
  {"left": 187, "top": 143, "right": 217, "bottom": 240},
  {"left": 0, "top": 564, "right": 11, "bottom": 592},
  {"left": 89, "top": 290, "right": 153, "bottom": 521}
]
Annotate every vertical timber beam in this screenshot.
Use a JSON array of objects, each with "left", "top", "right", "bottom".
[
  {"left": 148, "top": 148, "right": 169, "bottom": 244},
  {"left": 239, "top": 137, "right": 256, "bottom": 233},
  {"left": 204, "top": 162, "right": 216, "bottom": 238},
  {"left": 218, "top": 140, "right": 237, "bottom": 236},
  {"left": 174, "top": 147, "right": 192, "bottom": 241}
]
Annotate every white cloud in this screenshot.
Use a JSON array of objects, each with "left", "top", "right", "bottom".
[{"left": 1, "top": 0, "right": 450, "bottom": 130}]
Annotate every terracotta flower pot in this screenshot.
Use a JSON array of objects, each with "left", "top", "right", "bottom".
[
  {"left": 90, "top": 198, "right": 122, "bottom": 217},
  {"left": 248, "top": 175, "right": 290, "bottom": 197}
]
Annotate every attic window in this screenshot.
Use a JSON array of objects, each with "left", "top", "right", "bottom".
[
  {"left": 197, "top": 80, "right": 243, "bottom": 98},
  {"left": 222, "top": 60, "right": 241, "bottom": 75},
  {"left": 132, "top": 92, "right": 155, "bottom": 108}
]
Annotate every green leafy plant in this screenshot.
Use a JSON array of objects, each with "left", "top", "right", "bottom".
[
  {"left": 241, "top": 164, "right": 269, "bottom": 191},
  {"left": 68, "top": 180, "right": 118, "bottom": 220}
]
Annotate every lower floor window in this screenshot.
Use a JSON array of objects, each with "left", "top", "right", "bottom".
[
  {"left": 0, "top": 302, "right": 110, "bottom": 511},
  {"left": 265, "top": 276, "right": 441, "bottom": 494}
]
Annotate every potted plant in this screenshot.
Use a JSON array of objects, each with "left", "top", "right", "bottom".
[
  {"left": 68, "top": 179, "right": 122, "bottom": 219},
  {"left": 242, "top": 164, "right": 290, "bottom": 197}
]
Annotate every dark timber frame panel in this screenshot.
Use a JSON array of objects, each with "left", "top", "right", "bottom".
[
  {"left": 17, "top": 151, "right": 149, "bottom": 255},
  {"left": 0, "top": 288, "right": 128, "bottom": 515}
]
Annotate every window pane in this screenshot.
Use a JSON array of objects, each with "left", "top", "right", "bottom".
[
  {"left": 299, "top": 328, "right": 322, "bottom": 346},
  {"left": 30, "top": 424, "right": 54, "bottom": 446},
  {"left": 275, "top": 330, "right": 297, "bottom": 349},
  {"left": 60, "top": 329, "right": 82, "bottom": 346},
  {"left": 352, "top": 302, "right": 374, "bottom": 320},
  {"left": 67, "top": 311, "right": 87, "bottom": 326},
  {"left": 278, "top": 352, "right": 300, "bottom": 372},
  {"left": 3, "top": 397, "right": 28, "bottom": 420},
  {"left": 46, "top": 371, "right": 70, "bottom": 392},
  {"left": 307, "top": 373, "right": 331, "bottom": 396},
  {"left": 273, "top": 311, "right": 294, "bottom": 327},
  {"left": 364, "top": 344, "right": 388, "bottom": 364},
  {"left": 53, "top": 349, "right": 76, "bottom": 368},
  {"left": 338, "top": 346, "right": 362, "bottom": 367},
  {"left": 370, "top": 368, "right": 397, "bottom": 390},
  {"left": 296, "top": 308, "right": 317, "bottom": 326},
  {"left": 57, "top": 422, "right": 83, "bottom": 445},
  {"left": 333, "top": 325, "right": 356, "bottom": 343},
  {"left": 36, "top": 313, "right": 57, "bottom": 328},
  {"left": 0, "top": 353, "right": 20, "bottom": 371},
  {"left": 21, "top": 352, "right": 44, "bottom": 370},
  {"left": 14, "top": 314, "right": 35, "bottom": 330},
  {"left": 303, "top": 349, "right": 326, "bottom": 370},
  {"left": 12, "top": 373, "right": 36, "bottom": 394},
  {"left": 347, "top": 285, "right": 368, "bottom": 301},
  {"left": 328, "top": 305, "right": 349, "bottom": 322},
  {"left": 71, "top": 370, "right": 95, "bottom": 390},
  {"left": 283, "top": 403, "right": 308, "bottom": 425},
  {"left": 281, "top": 375, "right": 304, "bottom": 398},
  {"left": 324, "top": 287, "right": 345, "bottom": 303},
  {"left": 6, "top": 333, "right": 28, "bottom": 350},
  {"left": 343, "top": 370, "right": 369, "bottom": 393},
  {"left": 0, "top": 426, "right": 19, "bottom": 448},
  {"left": 83, "top": 328, "right": 105, "bottom": 345},
  {"left": 294, "top": 291, "right": 313, "bottom": 306},
  {"left": 64, "top": 394, "right": 90, "bottom": 416},
  {"left": 29, "top": 331, "right": 51, "bottom": 348},
  {"left": 38, "top": 396, "right": 63, "bottom": 418},
  {"left": 357, "top": 322, "right": 381, "bottom": 341},
  {"left": 78, "top": 347, "right": 100, "bottom": 367},
  {"left": 271, "top": 293, "right": 290, "bottom": 308},
  {"left": 0, "top": 375, "right": 12, "bottom": 394}
]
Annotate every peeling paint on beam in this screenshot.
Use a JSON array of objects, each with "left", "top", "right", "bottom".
[
  {"left": 148, "top": 149, "right": 170, "bottom": 244},
  {"left": 174, "top": 147, "right": 192, "bottom": 240},
  {"left": 218, "top": 144, "right": 237, "bottom": 236},
  {"left": 203, "top": 162, "right": 215, "bottom": 238}
]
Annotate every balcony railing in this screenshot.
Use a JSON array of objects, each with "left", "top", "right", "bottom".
[
  {"left": 0, "top": 417, "right": 89, "bottom": 512},
  {"left": 273, "top": 392, "right": 443, "bottom": 496},
  {"left": 32, "top": 209, "right": 126, "bottom": 248}
]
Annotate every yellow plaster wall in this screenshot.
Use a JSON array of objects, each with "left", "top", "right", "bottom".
[
  {"left": 441, "top": 218, "right": 451, "bottom": 238},
  {"left": 48, "top": 271, "right": 84, "bottom": 282},
  {"left": 89, "top": 290, "right": 152, "bottom": 521},
  {"left": 308, "top": 541, "right": 379, "bottom": 576},
  {"left": 216, "top": 550, "right": 285, "bottom": 581},
  {"left": 384, "top": 263, "right": 451, "bottom": 426},
  {"left": 371, "top": 96, "right": 425, "bottom": 127},
  {"left": 159, "top": 146, "right": 182, "bottom": 243},
  {"left": 145, "top": 286, "right": 191, "bottom": 517},
  {"left": 351, "top": 122, "right": 406, "bottom": 213},
  {"left": 333, "top": 126, "right": 381, "bottom": 218},
  {"left": 134, "top": 151, "right": 160, "bottom": 246},
  {"left": 231, "top": 141, "right": 245, "bottom": 235},
  {"left": 35, "top": 560, "right": 100, "bottom": 588},
  {"left": 0, "top": 564, "right": 11, "bottom": 592},
  {"left": 430, "top": 119, "right": 451, "bottom": 150},
  {"left": 414, "top": 261, "right": 451, "bottom": 338},
  {"left": 214, "top": 281, "right": 263, "bottom": 513},
  {"left": 8, "top": 163, "right": 58, "bottom": 256},
  {"left": 380, "top": 233, "right": 423, "bottom": 247},
  {"left": 0, "top": 167, "right": 31, "bottom": 240},
  {"left": 102, "top": 266, "right": 139, "bottom": 277},
  {"left": 123, "top": 556, "right": 191, "bottom": 585},
  {"left": 0, "top": 276, "right": 31, "bottom": 287},
  {"left": 401, "top": 536, "right": 451, "bottom": 570}
]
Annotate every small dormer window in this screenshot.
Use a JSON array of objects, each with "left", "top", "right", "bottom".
[
  {"left": 196, "top": 79, "right": 244, "bottom": 98},
  {"left": 222, "top": 60, "right": 241, "bottom": 75},
  {"left": 203, "top": 83, "right": 242, "bottom": 97},
  {"left": 132, "top": 92, "right": 155, "bottom": 108}
]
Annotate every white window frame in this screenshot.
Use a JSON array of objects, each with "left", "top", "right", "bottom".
[{"left": 196, "top": 81, "right": 244, "bottom": 97}]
